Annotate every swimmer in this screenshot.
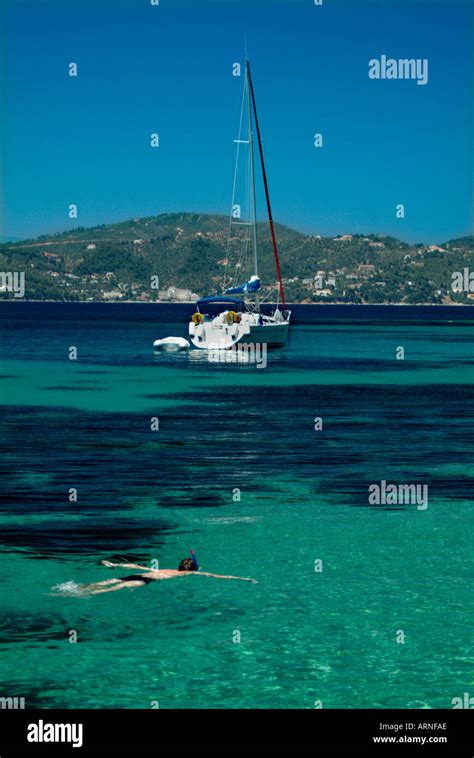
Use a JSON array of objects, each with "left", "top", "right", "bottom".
[{"left": 79, "top": 557, "right": 257, "bottom": 594}]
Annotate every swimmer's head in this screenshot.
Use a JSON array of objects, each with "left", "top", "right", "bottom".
[{"left": 178, "top": 557, "right": 195, "bottom": 572}]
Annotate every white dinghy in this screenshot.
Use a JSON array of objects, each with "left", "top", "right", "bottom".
[{"left": 153, "top": 336, "right": 190, "bottom": 351}]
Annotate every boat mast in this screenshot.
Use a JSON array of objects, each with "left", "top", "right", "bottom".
[
  {"left": 246, "top": 57, "right": 259, "bottom": 310},
  {"left": 247, "top": 59, "right": 286, "bottom": 311}
]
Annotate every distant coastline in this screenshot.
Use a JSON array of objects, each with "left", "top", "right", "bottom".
[
  {"left": 1, "top": 212, "right": 473, "bottom": 306},
  {"left": 0, "top": 299, "right": 472, "bottom": 307}
]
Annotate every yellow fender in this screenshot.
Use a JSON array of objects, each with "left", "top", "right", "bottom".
[{"left": 192, "top": 312, "right": 204, "bottom": 325}]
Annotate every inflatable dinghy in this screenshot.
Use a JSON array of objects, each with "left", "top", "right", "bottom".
[{"left": 153, "top": 336, "right": 190, "bottom": 351}]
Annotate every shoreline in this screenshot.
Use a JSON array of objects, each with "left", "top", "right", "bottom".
[{"left": 0, "top": 299, "right": 472, "bottom": 307}]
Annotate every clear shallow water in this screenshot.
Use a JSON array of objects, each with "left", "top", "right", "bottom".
[{"left": 0, "top": 303, "right": 472, "bottom": 708}]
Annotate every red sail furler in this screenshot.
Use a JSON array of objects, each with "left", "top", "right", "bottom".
[{"left": 246, "top": 61, "right": 286, "bottom": 311}]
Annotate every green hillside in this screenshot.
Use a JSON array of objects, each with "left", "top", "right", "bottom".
[{"left": 0, "top": 213, "right": 473, "bottom": 304}]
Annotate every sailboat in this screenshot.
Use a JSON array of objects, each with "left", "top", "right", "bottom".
[{"left": 188, "top": 56, "right": 291, "bottom": 350}]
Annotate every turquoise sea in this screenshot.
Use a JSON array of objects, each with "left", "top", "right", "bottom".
[{"left": 0, "top": 303, "right": 472, "bottom": 709}]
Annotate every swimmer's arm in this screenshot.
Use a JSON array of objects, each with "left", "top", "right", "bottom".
[
  {"left": 100, "top": 560, "right": 150, "bottom": 570},
  {"left": 191, "top": 571, "right": 257, "bottom": 583}
]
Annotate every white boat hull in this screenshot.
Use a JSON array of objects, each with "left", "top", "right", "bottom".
[
  {"left": 189, "top": 312, "right": 290, "bottom": 350},
  {"left": 240, "top": 322, "right": 289, "bottom": 345}
]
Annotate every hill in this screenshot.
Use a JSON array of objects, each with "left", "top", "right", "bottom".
[{"left": 0, "top": 213, "right": 473, "bottom": 304}]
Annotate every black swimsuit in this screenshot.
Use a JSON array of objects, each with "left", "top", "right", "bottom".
[{"left": 120, "top": 574, "right": 154, "bottom": 585}]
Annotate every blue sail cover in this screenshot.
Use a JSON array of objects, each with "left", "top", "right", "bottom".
[{"left": 225, "top": 276, "right": 261, "bottom": 295}]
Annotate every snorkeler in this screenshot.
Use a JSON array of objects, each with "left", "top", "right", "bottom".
[{"left": 78, "top": 557, "right": 257, "bottom": 594}]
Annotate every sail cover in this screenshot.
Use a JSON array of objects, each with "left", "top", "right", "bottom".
[{"left": 225, "top": 275, "right": 260, "bottom": 295}]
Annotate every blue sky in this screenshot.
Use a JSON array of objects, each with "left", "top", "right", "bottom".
[{"left": 1, "top": 0, "right": 472, "bottom": 243}]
